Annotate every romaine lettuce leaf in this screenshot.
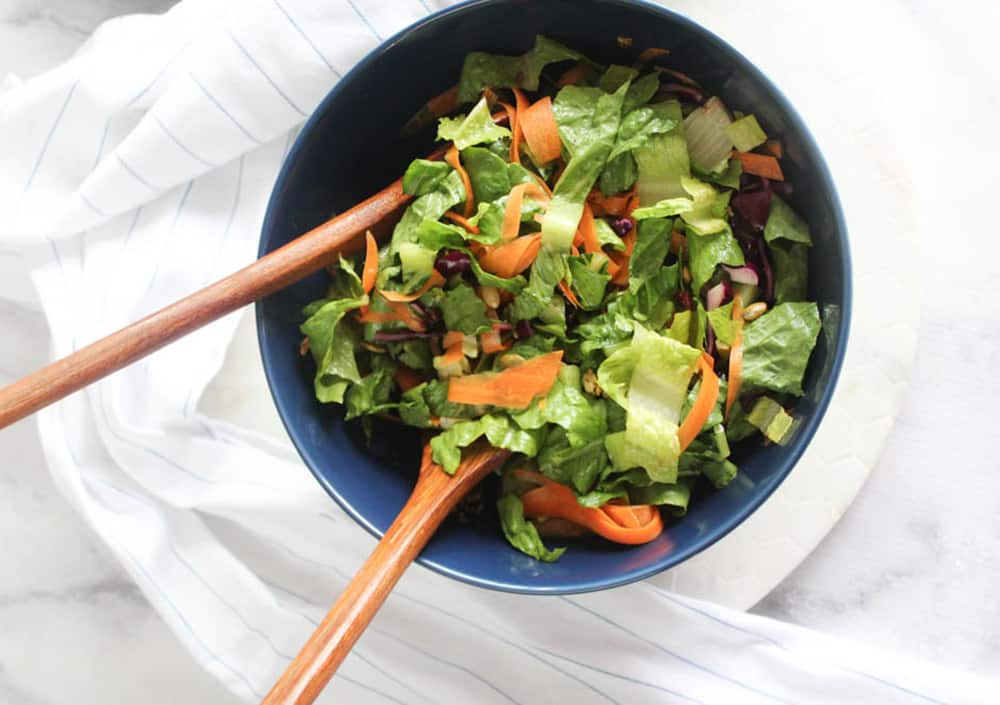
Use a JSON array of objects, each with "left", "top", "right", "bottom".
[
  {"left": 678, "top": 177, "right": 729, "bottom": 236},
  {"left": 599, "top": 65, "right": 639, "bottom": 93},
  {"left": 597, "top": 326, "right": 701, "bottom": 482},
  {"left": 461, "top": 146, "right": 511, "bottom": 203},
  {"left": 440, "top": 283, "right": 492, "bottom": 334},
  {"left": 706, "top": 302, "right": 736, "bottom": 346},
  {"left": 390, "top": 170, "right": 466, "bottom": 252},
  {"left": 344, "top": 356, "right": 396, "bottom": 420},
  {"left": 402, "top": 159, "right": 453, "bottom": 196},
  {"left": 623, "top": 72, "right": 660, "bottom": 114},
  {"left": 538, "top": 429, "right": 607, "bottom": 494},
  {"left": 544, "top": 83, "right": 629, "bottom": 251},
  {"left": 631, "top": 197, "right": 692, "bottom": 220},
  {"left": 686, "top": 227, "right": 745, "bottom": 292},
  {"left": 567, "top": 254, "right": 610, "bottom": 310},
  {"left": 628, "top": 217, "right": 672, "bottom": 290},
  {"left": 769, "top": 239, "right": 809, "bottom": 304},
  {"left": 741, "top": 302, "right": 821, "bottom": 395},
  {"left": 598, "top": 153, "right": 637, "bottom": 196},
  {"left": 437, "top": 97, "right": 511, "bottom": 150},
  {"left": 725, "top": 114, "right": 767, "bottom": 152},
  {"left": 300, "top": 296, "right": 368, "bottom": 403},
  {"left": 431, "top": 414, "right": 543, "bottom": 473},
  {"left": 542, "top": 365, "right": 608, "bottom": 447},
  {"left": 457, "top": 35, "right": 582, "bottom": 102},
  {"left": 764, "top": 195, "right": 812, "bottom": 245},
  {"left": 746, "top": 396, "right": 796, "bottom": 444},
  {"left": 634, "top": 100, "right": 688, "bottom": 204},
  {"left": 497, "top": 494, "right": 565, "bottom": 562}
]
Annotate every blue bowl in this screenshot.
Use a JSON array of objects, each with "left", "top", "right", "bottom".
[{"left": 257, "top": 0, "right": 851, "bottom": 594}]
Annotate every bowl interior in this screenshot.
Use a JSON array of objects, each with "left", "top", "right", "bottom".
[{"left": 257, "top": 0, "right": 850, "bottom": 594}]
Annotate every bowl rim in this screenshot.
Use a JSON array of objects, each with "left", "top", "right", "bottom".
[{"left": 256, "top": 0, "right": 853, "bottom": 595}]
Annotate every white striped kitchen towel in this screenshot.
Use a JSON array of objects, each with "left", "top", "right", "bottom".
[{"left": 0, "top": 0, "right": 993, "bottom": 703}]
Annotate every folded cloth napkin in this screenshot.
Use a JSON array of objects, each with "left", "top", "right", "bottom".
[{"left": 0, "top": 1, "right": 993, "bottom": 703}]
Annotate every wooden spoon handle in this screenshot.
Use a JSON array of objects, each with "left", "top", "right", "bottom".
[
  {"left": 0, "top": 179, "right": 410, "bottom": 430},
  {"left": 261, "top": 444, "right": 510, "bottom": 705}
]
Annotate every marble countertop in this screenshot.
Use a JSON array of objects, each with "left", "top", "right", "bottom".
[{"left": 0, "top": 1, "right": 997, "bottom": 703}]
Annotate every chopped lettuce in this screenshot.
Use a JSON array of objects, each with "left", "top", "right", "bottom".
[
  {"left": 300, "top": 296, "right": 367, "bottom": 403},
  {"left": 706, "top": 302, "right": 737, "bottom": 346},
  {"left": 725, "top": 114, "right": 767, "bottom": 152},
  {"left": 628, "top": 217, "right": 672, "bottom": 290},
  {"left": 458, "top": 35, "right": 582, "bottom": 102},
  {"left": 683, "top": 97, "right": 733, "bottom": 173},
  {"left": 769, "top": 239, "right": 809, "bottom": 304},
  {"left": 764, "top": 195, "right": 812, "bottom": 245},
  {"left": 686, "top": 227, "right": 745, "bottom": 293},
  {"left": 634, "top": 100, "right": 689, "bottom": 204},
  {"left": 440, "top": 282, "right": 492, "bottom": 334},
  {"left": 431, "top": 414, "right": 542, "bottom": 473},
  {"left": 567, "top": 254, "right": 610, "bottom": 310},
  {"left": 390, "top": 170, "right": 466, "bottom": 253},
  {"left": 497, "top": 494, "right": 565, "bottom": 562},
  {"left": 344, "top": 356, "right": 396, "bottom": 420},
  {"left": 741, "top": 302, "right": 821, "bottom": 395},
  {"left": 597, "top": 326, "right": 701, "bottom": 482},
  {"left": 679, "top": 177, "right": 729, "bottom": 236},
  {"left": 544, "top": 83, "right": 629, "bottom": 251},
  {"left": 461, "top": 146, "right": 511, "bottom": 203},
  {"left": 746, "top": 396, "right": 796, "bottom": 445},
  {"left": 402, "top": 159, "right": 452, "bottom": 196},
  {"left": 631, "top": 197, "right": 692, "bottom": 220},
  {"left": 437, "top": 97, "right": 511, "bottom": 150}
]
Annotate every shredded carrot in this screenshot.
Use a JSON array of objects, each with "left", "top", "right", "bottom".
[
  {"left": 438, "top": 340, "right": 465, "bottom": 366},
  {"left": 378, "top": 270, "right": 445, "bottom": 303},
  {"left": 558, "top": 280, "right": 581, "bottom": 308},
  {"left": 577, "top": 202, "right": 601, "bottom": 254},
  {"left": 356, "top": 300, "right": 426, "bottom": 332},
  {"left": 447, "top": 350, "right": 563, "bottom": 409},
  {"left": 519, "top": 96, "right": 562, "bottom": 165},
  {"left": 501, "top": 182, "right": 549, "bottom": 242},
  {"left": 725, "top": 296, "right": 745, "bottom": 418},
  {"left": 625, "top": 190, "right": 641, "bottom": 216},
  {"left": 443, "top": 210, "right": 480, "bottom": 234},
  {"left": 602, "top": 503, "right": 640, "bottom": 529},
  {"left": 736, "top": 151, "right": 784, "bottom": 180},
  {"left": 608, "top": 230, "right": 637, "bottom": 286},
  {"left": 636, "top": 47, "right": 671, "bottom": 63},
  {"left": 587, "top": 189, "right": 632, "bottom": 217},
  {"left": 442, "top": 331, "right": 466, "bottom": 349},
  {"left": 764, "top": 140, "right": 783, "bottom": 158},
  {"left": 478, "top": 233, "right": 542, "bottom": 279},
  {"left": 678, "top": 354, "right": 721, "bottom": 452},
  {"left": 361, "top": 230, "right": 378, "bottom": 294},
  {"left": 500, "top": 100, "right": 521, "bottom": 164},
  {"left": 514, "top": 469, "right": 664, "bottom": 545},
  {"left": 555, "top": 62, "right": 589, "bottom": 87},
  {"left": 445, "top": 145, "right": 476, "bottom": 217},
  {"left": 480, "top": 323, "right": 510, "bottom": 355},
  {"left": 394, "top": 365, "right": 423, "bottom": 392}
]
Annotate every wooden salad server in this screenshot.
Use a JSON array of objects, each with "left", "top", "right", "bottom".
[{"left": 261, "top": 442, "right": 511, "bottom": 705}]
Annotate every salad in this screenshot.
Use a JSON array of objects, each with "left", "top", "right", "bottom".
[{"left": 300, "top": 36, "right": 821, "bottom": 562}]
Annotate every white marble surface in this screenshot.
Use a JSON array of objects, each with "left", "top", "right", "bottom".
[{"left": 0, "top": 1, "right": 997, "bottom": 703}]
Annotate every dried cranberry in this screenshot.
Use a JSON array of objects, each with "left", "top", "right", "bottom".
[
  {"left": 515, "top": 320, "right": 534, "bottom": 339},
  {"left": 611, "top": 217, "right": 634, "bottom": 237},
  {"left": 434, "top": 250, "right": 472, "bottom": 277},
  {"left": 676, "top": 290, "right": 692, "bottom": 311}
]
